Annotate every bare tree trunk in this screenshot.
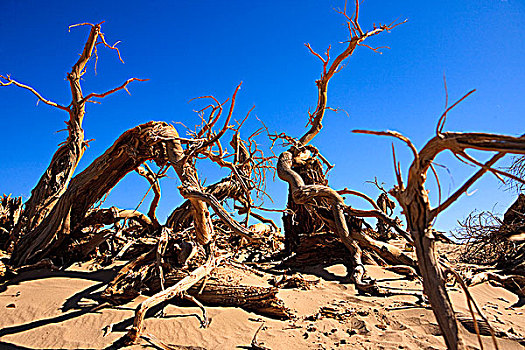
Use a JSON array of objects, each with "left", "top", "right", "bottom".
[
  {"left": 402, "top": 196, "right": 463, "bottom": 350},
  {"left": 8, "top": 25, "right": 101, "bottom": 249},
  {"left": 10, "top": 121, "right": 213, "bottom": 266},
  {"left": 4, "top": 23, "right": 145, "bottom": 251},
  {"left": 355, "top": 128, "right": 525, "bottom": 349},
  {"left": 282, "top": 152, "right": 328, "bottom": 252}
]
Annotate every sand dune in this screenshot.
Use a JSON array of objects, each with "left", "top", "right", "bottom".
[{"left": 0, "top": 261, "right": 523, "bottom": 349}]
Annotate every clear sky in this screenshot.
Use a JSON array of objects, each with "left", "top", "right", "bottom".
[{"left": 1, "top": 0, "right": 524, "bottom": 235}]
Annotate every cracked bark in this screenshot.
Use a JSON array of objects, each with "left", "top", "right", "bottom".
[
  {"left": 8, "top": 25, "right": 101, "bottom": 249},
  {"left": 10, "top": 121, "right": 214, "bottom": 266}
]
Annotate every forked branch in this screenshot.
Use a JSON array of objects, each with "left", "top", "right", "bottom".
[
  {"left": 354, "top": 109, "right": 525, "bottom": 349},
  {"left": 299, "top": 0, "right": 406, "bottom": 145},
  {"left": 5, "top": 22, "right": 147, "bottom": 250}
]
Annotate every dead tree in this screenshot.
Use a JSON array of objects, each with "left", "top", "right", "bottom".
[
  {"left": 277, "top": 1, "right": 409, "bottom": 287},
  {"left": 9, "top": 87, "right": 267, "bottom": 266},
  {"left": 355, "top": 100, "right": 525, "bottom": 349},
  {"left": 1, "top": 24, "right": 266, "bottom": 267},
  {"left": 0, "top": 22, "right": 145, "bottom": 251}
]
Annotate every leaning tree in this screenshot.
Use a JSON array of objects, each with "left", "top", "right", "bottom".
[
  {"left": 354, "top": 99, "right": 525, "bottom": 349},
  {"left": 1, "top": 22, "right": 146, "bottom": 253}
]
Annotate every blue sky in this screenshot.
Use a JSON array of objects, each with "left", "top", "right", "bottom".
[{"left": 1, "top": 0, "right": 524, "bottom": 234}]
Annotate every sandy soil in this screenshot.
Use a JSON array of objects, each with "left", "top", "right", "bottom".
[{"left": 0, "top": 259, "right": 523, "bottom": 349}]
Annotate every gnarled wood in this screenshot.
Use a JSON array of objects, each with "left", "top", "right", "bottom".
[
  {"left": 354, "top": 128, "right": 525, "bottom": 349},
  {"left": 5, "top": 24, "right": 144, "bottom": 251},
  {"left": 10, "top": 121, "right": 209, "bottom": 266},
  {"left": 7, "top": 25, "right": 100, "bottom": 249},
  {"left": 278, "top": 151, "right": 366, "bottom": 283},
  {"left": 282, "top": 150, "right": 328, "bottom": 252}
]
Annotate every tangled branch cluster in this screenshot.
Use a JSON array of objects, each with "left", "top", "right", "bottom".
[
  {"left": 455, "top": 210, "right": 524, "bottom": 267},
  {"left": 507, "top": 156, "right": 525, "bottom": 193}
]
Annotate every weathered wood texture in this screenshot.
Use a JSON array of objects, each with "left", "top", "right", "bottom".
[
  {"left": 102, "top": 249, "right": 291, "bottom": 320},
  {"left": 10, "top": 121, "right": 210, "bottom": 266},
  {"left": 354, "top": 129, "right": 525, "bottom": 350},
  {"left": 8, "top": 25, "right": 101, "bottom": 249},
  {"left": 282, "top": 153, "right": 328, "bottom": 253}
]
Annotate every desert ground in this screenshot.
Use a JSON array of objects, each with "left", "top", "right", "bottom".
[{"left": 0, "top": 243, "right": 523, "bottom": 350}]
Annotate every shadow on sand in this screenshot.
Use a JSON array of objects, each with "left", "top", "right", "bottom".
[{"left": 0, "top": 266, "right": 119, "bottom": 339}]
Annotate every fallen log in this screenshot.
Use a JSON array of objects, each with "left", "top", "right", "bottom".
[{"left": 102, "top": 249, "right": 291, "bottom": 320}]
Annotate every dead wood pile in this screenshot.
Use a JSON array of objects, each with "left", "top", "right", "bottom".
[
  {"left": 455, "top": 193, "right": 525, "bottom": 307},
  {"left": 1, "top": 3, "right": 525, "bottom": 349}
]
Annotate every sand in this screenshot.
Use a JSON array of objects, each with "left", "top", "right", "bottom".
[{"left": 0, "top": 260, "right": 523, "bottom": 349}]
